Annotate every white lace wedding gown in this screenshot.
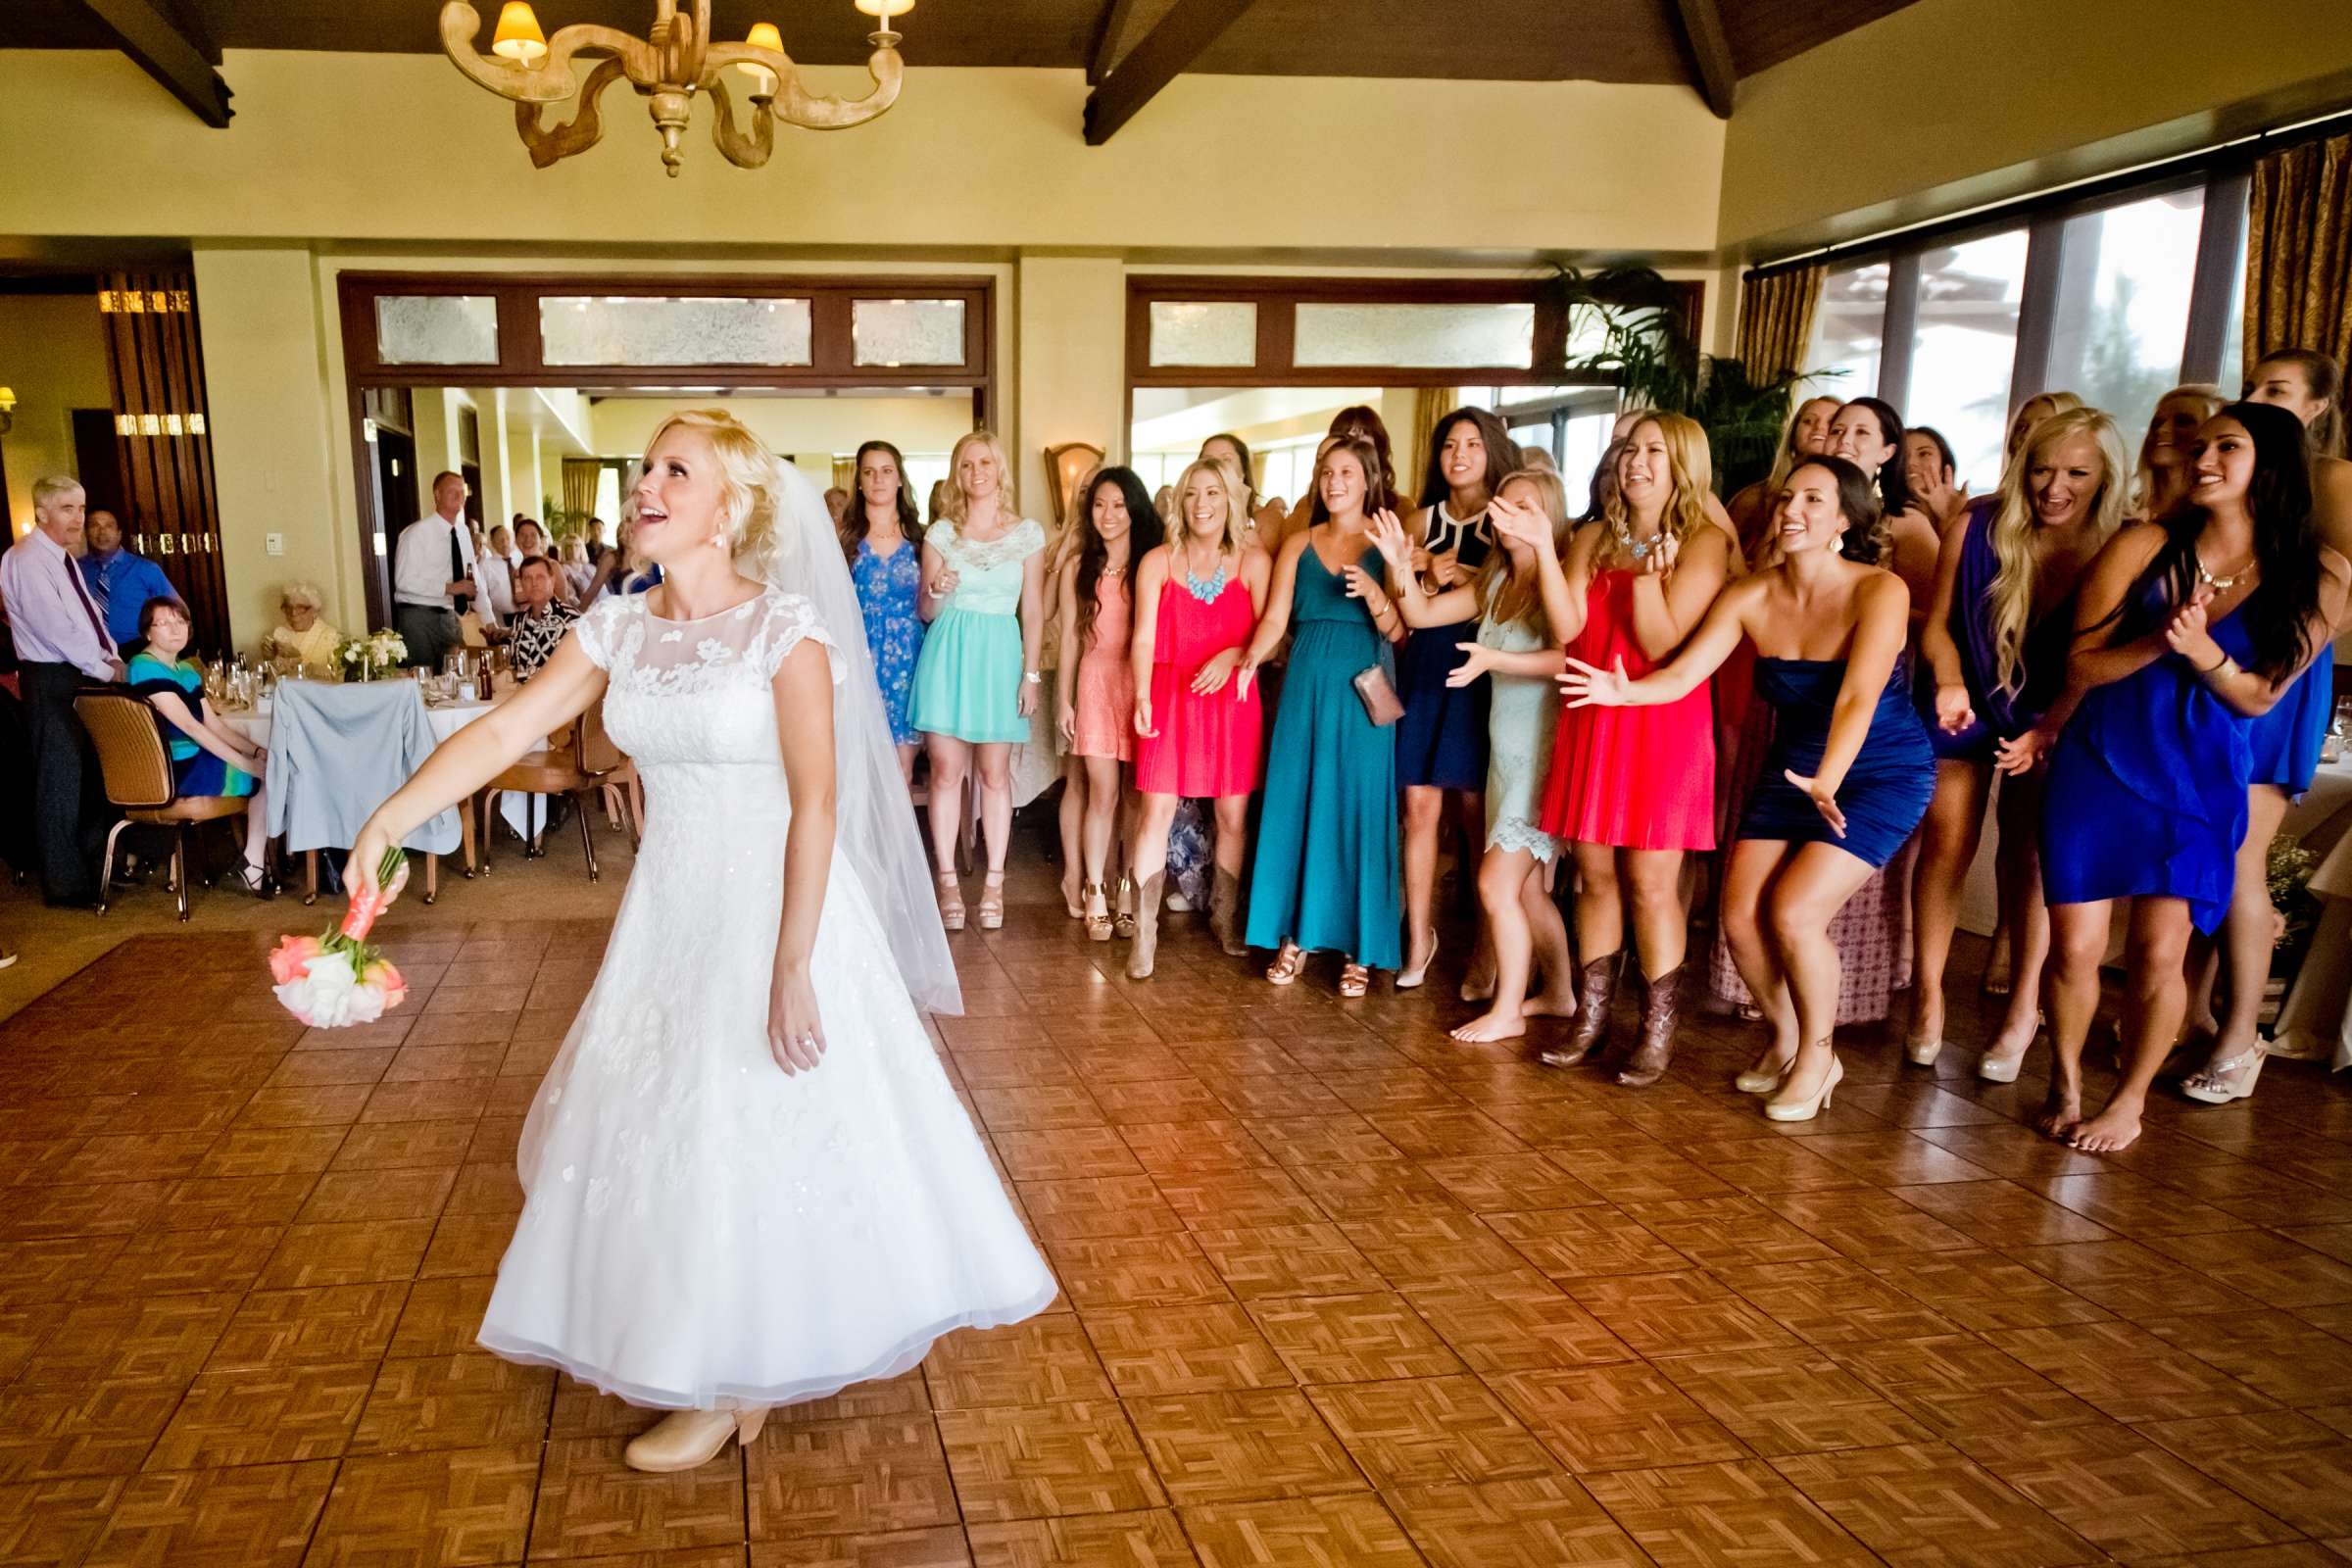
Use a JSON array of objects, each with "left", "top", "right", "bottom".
[{"left": 476, "top": 586, "right": 1056, "bottom": 1409}]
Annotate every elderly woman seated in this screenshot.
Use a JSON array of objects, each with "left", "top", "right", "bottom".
[
  {"left": 127, "top": 597, "right": 274, "bottom": 896},
  {"left": 262, "top": 580, "right": 340, "bottom": 667}
]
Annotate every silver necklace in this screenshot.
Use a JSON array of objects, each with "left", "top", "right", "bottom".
[
  {"left": 2194, "top": 553, "right": 2253, "bottom": 593},
  {"left": 1611, "top": 517, "right": 1663, "bottom": 562}
]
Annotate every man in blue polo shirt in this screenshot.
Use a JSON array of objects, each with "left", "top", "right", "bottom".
[{"left": 78, "top": 509, "right": 177, "bottom": 648}]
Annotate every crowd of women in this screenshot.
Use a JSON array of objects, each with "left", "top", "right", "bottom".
[{"left": 845, "top": 350, "right": 2352, "bottom": 1155}]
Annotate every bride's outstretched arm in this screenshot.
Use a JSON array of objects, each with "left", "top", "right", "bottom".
[
  {"left": 349, "top": 636, "right": 608, "bottom": 905},
  {"left": 766, "top": 636, "right": 839, "bottom": 1076}
]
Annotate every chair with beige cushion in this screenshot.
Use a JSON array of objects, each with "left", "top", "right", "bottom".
[
  {"left": 74, "top": 691, "right": 250, "bottom": 921},
  {"left": 478, "top": 698, "right": 624, "bottom": 880}
]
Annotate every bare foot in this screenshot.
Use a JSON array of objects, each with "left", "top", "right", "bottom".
[
  {"left": 1520, "top": 984, "right": 1579, "bottom": 1020},
  {"left": 2034, "top": 1084, "right": 2082, "bottom": 1140},
  {"left": 2066, "top": 1102, "right": 2143, "bottom": 1153},
  {"left": 1449, "top": 1007, "right": 1527, "bottom": 1044}
]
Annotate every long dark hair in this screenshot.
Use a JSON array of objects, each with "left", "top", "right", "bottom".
[
  {"left": 839, "top": 439, "right": 923, "bottom": 564},
  {"left": 1201, "top": 433, "right": 1256, "bottom": 508},
  {"left": 1417, "top": 406, "right": 1516, "bottom": 511},
  {"left": 1839, "top": 397, "right": 1917, "bottom": 520},
  {"left": 2108, "top": 401, "right": 2320, "bottom": 683},
  {"left": 1783, "top": 456, "right": 1886, "bottom": 565},
  {"left": 1310, "top": 434, "right": 1388, "bottom": 525},
  {"left": 1072, "top": 466, "right": 1162, "bottom": 654}
]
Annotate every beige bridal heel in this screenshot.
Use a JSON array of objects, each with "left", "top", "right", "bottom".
[{"left": 623, "top": 1405, "right": 769, "bottom": 1472}]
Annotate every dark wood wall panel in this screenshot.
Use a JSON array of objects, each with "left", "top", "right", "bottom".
[{"left": 100, "top": 271, "right": 230, "bottom": 654}]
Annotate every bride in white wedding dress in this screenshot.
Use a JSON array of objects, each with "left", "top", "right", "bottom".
[{"left": 350, "top": 410, "right": 1055, "bottom": 1473}]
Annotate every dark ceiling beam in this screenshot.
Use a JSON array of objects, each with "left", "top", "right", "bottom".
[
  {"left": 72, "top": 0, "right": 231, "bottom": 126},
  {"left": 1670, "top": 0, "right": 1736, "bottom": 120},
  {"left": 1086, "top": 0, "right": 1140, "bottom": 86},
  {"left": 1084, "top": 0, "right": 1255, "bottom": 147}
]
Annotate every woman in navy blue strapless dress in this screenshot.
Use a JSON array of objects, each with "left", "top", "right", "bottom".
[
  {"left": 1561, "top": 456, "right": 1932, "bottom": 1126},
  {"left": 2029, "top": 403, "right": 2348, "bottom": 1154},
  {"left": 1908, "top": 409, "right": 2131, "bottom": 1082},
  {"left": 2182, "top": 352, "right": 2351, "bottom": 1103}
]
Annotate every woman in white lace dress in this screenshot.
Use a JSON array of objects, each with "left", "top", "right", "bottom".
[
  {"left": 1372, "top": 468, "right": 1582, "bottom": 1044},
  {"left": 351, "top": 411, "right": 1054, "bottom": 1474}
]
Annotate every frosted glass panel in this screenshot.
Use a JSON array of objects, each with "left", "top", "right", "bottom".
[
  {"left": 538, "top": 296, "right": 812, "bottom": 367},
  {"left": 1149, "top": 301, "right": 1256, "bottom": 368},
  {"left": 852, "top": 299, "right": 966, "bottom": 367},
  {"left": 1295, "top": 302, "right": 1534, "bottom": 368},
  {"left": 375, "top": 295, "right": 499, "bottom": 366}
]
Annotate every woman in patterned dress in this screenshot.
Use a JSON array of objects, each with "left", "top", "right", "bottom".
[{"left": 843, "top": 439, "right": 926, "bottom": 783}]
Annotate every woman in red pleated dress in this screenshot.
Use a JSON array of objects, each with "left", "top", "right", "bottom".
[
  {"left": 1127, "top": 454, "right": 1272, "bottom": 979},
  {"left": 1530, "top": 412, "right": 1729, "bottom": 1086}
]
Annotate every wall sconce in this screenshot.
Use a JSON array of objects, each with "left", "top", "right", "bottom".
[
  {"left": 0, "top": 387, "right": 16, "bottom": 437},
  {"left": 1044, "top": 442, "right": 1104, "bottom": 531}
]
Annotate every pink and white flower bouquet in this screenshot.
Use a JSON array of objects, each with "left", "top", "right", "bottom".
[{"left": 269, "top": 849, "right": 412, "bottom": 1027}]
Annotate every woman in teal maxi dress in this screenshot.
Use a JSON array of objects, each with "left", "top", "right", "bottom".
[{"left": 1238, "top": 436, "right": 1403, "bottom": 992}]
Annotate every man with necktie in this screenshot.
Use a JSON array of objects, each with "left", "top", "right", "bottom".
[
  {"left": 392, "top": 470, "right": 477, "bottom": 670},
  {"left": 78, "top": 508, "right": 177, "bottom": 648},
  {"left": 0, "top": 475, "right": 124, "bottom": 907}
]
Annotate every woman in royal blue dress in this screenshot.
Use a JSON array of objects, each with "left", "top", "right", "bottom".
[
  {"left": 1239, "top": 434, "right": 1405, "bottom": 997},
  {"left": 2180, "top": 353, "right": 2351, "bottom": 1103},
  {"left": 843, "top": 439, "right": 926, "bottom": 784},
  {"left": 2021, "top": 403, "right": 2348, "bottom": 1152},
  {"left": 1561, "top": 457, "right": 1933, "bottom": 1124},
  {"left": 1908, "top": 409, "right": 2130, "bottom": 1081}
]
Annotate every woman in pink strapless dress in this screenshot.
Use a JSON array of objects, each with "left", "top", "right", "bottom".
[{"left": 1056, "top": 468, "right": 1163, "bottom": 944}]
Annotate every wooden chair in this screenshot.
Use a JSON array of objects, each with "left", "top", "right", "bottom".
[
  {"left": 477, "top": 700, "right": 622, "bottom": 880},
  {"left": 74, "top": 691, "right": 249, "bottom": 921}
]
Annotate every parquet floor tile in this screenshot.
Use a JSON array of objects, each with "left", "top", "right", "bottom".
[{"left": 18, "top": 907, "right": 2352, "bottom": 1562}]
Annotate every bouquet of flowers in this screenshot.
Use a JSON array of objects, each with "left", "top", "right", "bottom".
[
  {"left": 269, "top": 849, "right": 412, "bottom": 1027},
  {"left": 338, "top": 628, "right": 410, "bottom": 682}
]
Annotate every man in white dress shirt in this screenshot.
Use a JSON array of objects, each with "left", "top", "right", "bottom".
[
  {"left": 475, "top": 522, "right": 519, "bottom": 627},
  {"left": 392, "top": 471, "right": 477, "bottom": 670},
  {"left": 0, "top": 476, "right": 124, "bottom": 906}
]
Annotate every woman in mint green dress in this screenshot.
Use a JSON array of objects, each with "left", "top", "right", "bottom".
[
  {"left": 1237, "top": 435, "right": 1403, "bottom": 996},
  {"left": 907, "top": 431, "right": 1047, "bottom": 932}
]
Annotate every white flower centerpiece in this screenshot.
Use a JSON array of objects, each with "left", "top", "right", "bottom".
[{"left": 338, "top": 628, "right": 410, "bottom": 682}]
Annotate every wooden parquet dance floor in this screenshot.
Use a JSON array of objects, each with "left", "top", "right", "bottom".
[{"left": 5, "top": 899, "right": 2352, "bottom": 1566}]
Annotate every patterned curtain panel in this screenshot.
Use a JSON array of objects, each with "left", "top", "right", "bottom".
[
  {"left": 1737, "top": 265, "right": 1827, "bottom": 380},
  {"left": 1408, "top": 387, "right": 1462, "bottom": 492},
  {"left": 101, "top": 272, "right": 230, "bottom": 653},
  {"left": 2246, "top": 128, "right": 2352, "bottom": 378},
  {"left": 560, "top": 459, "right": 600, "bottom": 527}
]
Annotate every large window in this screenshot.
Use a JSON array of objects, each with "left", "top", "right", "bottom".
[{"left": 1791, "top": 168, "right": 2247, "bottom": 492}]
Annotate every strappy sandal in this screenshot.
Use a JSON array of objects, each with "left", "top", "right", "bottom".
[
  {"left": 977, "top": 870, "right": 1005, "bottom": 931},
  {"left": 937, "top": 870, "right": 965, "bottom": 932},
  {"left": 1083, "top": 881, "right": 1113, "bottom": 943},
  {"left": 1338, "top": 961, "right": 1370, "bottom": 1000},
  {"left": 2181, "top": 1044, "right": 2268, "bottom": 1105},
  {"left": 1265, "top": 941, "right": 1304, "bottom": 986},
  {"left": 1113, "top": 876, "right": 1137, "bottom": 941}
]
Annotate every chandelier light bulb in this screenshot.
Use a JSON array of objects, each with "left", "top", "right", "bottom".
[
  {"left": 491, "top": 0, "right": 548, "bottom": 64},
  {"left": 854, "top": 0, "right": 911, "bottom": 29},
  {"left": 740, "top": 22, "right": 782, "bottom": 96}
]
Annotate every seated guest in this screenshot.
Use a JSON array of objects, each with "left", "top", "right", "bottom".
[
  {"left": 262, "top": 580, "right": 341, "bottom": 666},
  {"left": 561, "top": 538, "right": 596, "bottom": 602},
  {"left": 79, "top": 509, "right": 175, "bottom": 649},
  {"left": 508, "top": 556, "right": 579, "bottom": 682},
  {"left": 125, "top": 597, "right": 273, "bottom": 895}
]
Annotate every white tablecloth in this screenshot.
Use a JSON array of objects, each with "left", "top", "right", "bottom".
[{"left": 222, "top": 697, "right": 544, "bottom": 841}]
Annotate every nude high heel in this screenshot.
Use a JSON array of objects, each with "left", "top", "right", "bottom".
[
  {"left": 936, "top": 870, "right": 964, "bottom": 932},
  {"left": 623, "top": 1405, "right": 768, "bottom": 1473},
  {"left": 1735, "top": 1048, "right": 1795, "bottom": 1096},
  {"left": 1764, "top": 1051, "right": 1841, "bottom": 1123},
  {"left": 977, "top": 870, "right": 1005, "bottom": 931}
]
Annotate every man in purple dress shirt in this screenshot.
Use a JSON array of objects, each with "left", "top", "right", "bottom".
[{"left": 0, "top": 476, "right": 123, "bottom": 906}]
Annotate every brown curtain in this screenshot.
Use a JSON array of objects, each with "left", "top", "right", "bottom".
[
  {"left": 560, "top": 459, "right": 600, "bottom": 528},
  {"left": 1407, "top": 387, "right": 1461, "bottom": 491},
  {"left": 1737, "top": 264, "right": 1827, "bottom": 380},
  {"left": 832, "top": 457, "right": 858, "bottom": 493},
  {"left": 2245, "top": 128, "right": 2352, "bottom": 379},
  {"left": 101, "top": 272, "right": 229, "bottom": 653}
]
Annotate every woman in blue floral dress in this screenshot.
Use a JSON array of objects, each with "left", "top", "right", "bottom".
[{"left": 844, "top": 439, "right": 927, "bottom": 780}]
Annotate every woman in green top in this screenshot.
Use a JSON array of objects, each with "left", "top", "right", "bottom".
[{"left": 125, "top": 597, "right": 273, "bottom": 895}]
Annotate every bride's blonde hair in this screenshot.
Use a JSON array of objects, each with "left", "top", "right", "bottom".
[{"left": 640, "top": 408, "right": 786, "bottom": 567}]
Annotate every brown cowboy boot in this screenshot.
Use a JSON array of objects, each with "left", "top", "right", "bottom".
[
  {"left": 1127, "top": 873, "right": 1165, "bottom": 980},
  {"left": 1614, "top": 962, "right": 1685, "bottom": 1088},
  {"left": 1208, "top": 867, "right": 1247, "bottom": 956},
  {"left": 1539, "top": 953, "right": 1619, "bottom": 1067}
]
